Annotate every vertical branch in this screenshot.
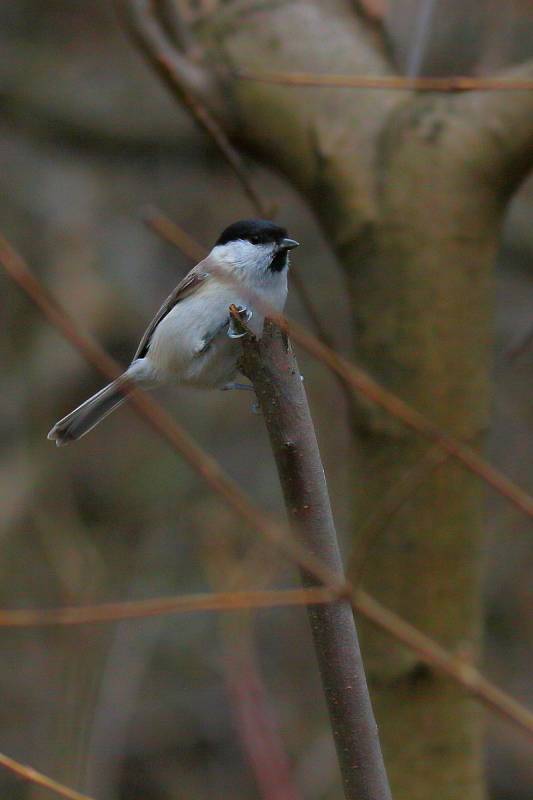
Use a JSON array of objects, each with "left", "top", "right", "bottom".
[
  {"left": 116, "top": 0, "right": 270, "bottom": 215},
  {"left": 238, "top": 318, "right": 392, "bottom": 800},
  {"left": 157, "top": 0, "right": 197, "bottom": 55}
]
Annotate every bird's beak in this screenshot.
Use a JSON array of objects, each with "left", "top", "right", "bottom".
[{"left": 279, "top": 238, "right": 299, "bottom": 251}]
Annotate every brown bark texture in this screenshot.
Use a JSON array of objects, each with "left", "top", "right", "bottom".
[
  {"left": 131, "top": 2, "right": 533, "bottom": 798},
  {"left": 239, "top": 320, "right": 392, "bottom": 800}
]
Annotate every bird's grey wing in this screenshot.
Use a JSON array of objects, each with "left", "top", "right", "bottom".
[{"left": 133, "top": 267, "right": 210, "bottom": 361}]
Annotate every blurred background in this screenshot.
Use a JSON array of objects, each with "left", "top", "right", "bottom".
[{"left": 0, "top": 1, "right": 532, "bottom": 799}]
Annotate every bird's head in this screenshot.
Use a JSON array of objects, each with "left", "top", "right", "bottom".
[{"left": 212, "top": 219, "right": 299, "bottom": 276}]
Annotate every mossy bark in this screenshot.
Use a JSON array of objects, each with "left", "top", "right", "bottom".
[{"left": 191, "top": 2, "right": 533, "bottom": 798}]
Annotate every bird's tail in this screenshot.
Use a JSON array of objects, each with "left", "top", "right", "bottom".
[{"left": 48, "top": 372, "right": 134, "bottom": 446}]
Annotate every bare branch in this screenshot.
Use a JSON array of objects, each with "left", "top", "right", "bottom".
[
  {"left": 274, "top": 324, "right": 533, "bottom": 522},
  {"left": 0, "top": 233, "right": 350, "bottom": 595},
  {"left": 235, "top": 68, "right": 533, "bottom": 92},
  {"left": 349, "top": 443, "right": 449, "bottom": 587},
  {"left": 2, "top": 235, "right": 533, "bottom": 741},
  {"left": 0, "top": 751, "right": 94, "bottom": 800},
  {"left": 116, "top": 0, "right": 270, "bottom": 215},
  {"left": 238, "top": 320, "right": 392, "bottom": 800},
  {"left": 238, "top": 60, "right": 533, "bottom": 196},
  {"left": 116, "top": 0, "right": 213, "bottom": 101},
  {"left": 355, "top": 591, "right": 533, "bottom": 741},
  {"left": 226, "top": 279, "right": 533, "bottom": 521},
  {"left": 285, "top": 266, "right": 341, "bottom": 356},
  {"left": 0, "top": 587, "right": 335, "bottom": 627},
  {"left": 142, "top": 205, "right": 206, "bottom": 263},
  {"left": 157, "top": 0, "right": 198, "bottom": 56}
]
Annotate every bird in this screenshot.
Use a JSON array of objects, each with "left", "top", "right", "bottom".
[{"left": 47, "top": 218, "right": 299, "bottom": 446}]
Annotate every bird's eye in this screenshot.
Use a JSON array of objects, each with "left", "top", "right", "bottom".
[{"left": 250, "top": 235, "right": 261, "bottom": 244}]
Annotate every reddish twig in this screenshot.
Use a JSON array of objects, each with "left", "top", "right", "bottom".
[
  {"left": 226, "top": 288, "right": 533, "bottom": 520},
  {"left": 0, "top": 233, "right": 351, "bottom": 595},
  {"left": 0, "top": 751, "right": 94, "bottom": 800},
  {"left": 356, "top": 591, "right": 533, "bottom": 740},
  {"left": 285, "top": 265, "right": 339, "bottom": 353},
  {"left": 235, "top": 69, "right": 533, "bottom": 92},
  {"left": 117, "top": 0, "right": 270, "bottom": 215},
  {"left": 223, "top": 632, "right": 303, "bottom": 800},
  {"left": 349, "top": 443, "right": 449, "bottom": 587},
  {"left": 142, "top": 205, "right": 206, "bottom": 263},
  {"left": 2, "top": 235, "right": 533, "bottom": 740},
  {"left": 0, "top": 587, "right": 335, "bottom": 627},
  {"left": 157, "top": 0, "right": 197, "bottom": 55}
]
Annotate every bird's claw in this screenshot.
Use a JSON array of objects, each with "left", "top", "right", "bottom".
[{"left": 228, "top": 305, "right": 252, "bottom": 339}]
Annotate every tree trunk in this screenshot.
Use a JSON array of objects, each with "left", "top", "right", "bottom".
[
  {"left": 343, "top": 104, "right": 499, "bottom": 800},
  {"left": 190, "top": 2, "right": 533, "bottom": 798}
]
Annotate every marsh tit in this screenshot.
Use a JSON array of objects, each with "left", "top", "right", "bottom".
[{"left": 47, "top": 219, "right": 299, "bottom": 446}]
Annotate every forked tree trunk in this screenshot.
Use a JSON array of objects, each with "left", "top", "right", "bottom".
[{"left": 187, "top": 2, "right": 533, "bottom": 797}]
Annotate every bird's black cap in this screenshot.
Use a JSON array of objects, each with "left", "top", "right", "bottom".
[{"left": 216, "top": 219, "right": 288, "bottom": 247}]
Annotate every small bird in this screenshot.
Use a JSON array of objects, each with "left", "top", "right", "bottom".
[{"left": 47, "top": 218, "right": 299, "bottom": 446}]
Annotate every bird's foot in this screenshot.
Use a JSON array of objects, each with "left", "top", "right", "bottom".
[
  {"left": 228, "top": 305, "right": 252, "bottom": 339},
  {"left": 220, "top": 382, "right": 255, "bottom": 392}
]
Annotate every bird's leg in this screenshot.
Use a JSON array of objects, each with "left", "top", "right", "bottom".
[
  {"left": 228, "top": 305, "right": 252, "bottom": 339},
  {"left": 221, "top": 382, "right": 261, "bottom": 415},
  {"left": 220, "top": 382, "right": 255, "bottom": 392}
]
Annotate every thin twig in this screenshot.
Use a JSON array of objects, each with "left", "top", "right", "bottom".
[
  {"left": 238, "top": 319, "right": 392, "bottom": 800},
  {"left": 157, "top": 0, "right": 197, "bottom": 55},
  {"left": 350, "top": 443, "right": 449, "bottom": 587},
  {"left": 117, "top": 0, "right": 269, "bottom": 215},
  {"left": 285, "top": 266, "right": 339, "bottom": 352},
  {"left": 142, "top": 205, "right": 206, "bottom": 263},
  {"left": 355, "top": 591, "right": 533, "bottom": 739},
  {"left": 0, "top": 752, "right": 94, "bottom": 800},
  {"left": 0, "top": 233, "right": 351, "bottom": 594},
  {"left": 226, "top": 286, "right": 533, "bottom": 520},
  {"left": 0, "top": 587, "right": 335, "bottom": 627},
  {"left": 2, "top": 235, "right": 533, "bottom": 740},
  {"left": 235, "top": 69, "right": 533, "bottom": 92}
]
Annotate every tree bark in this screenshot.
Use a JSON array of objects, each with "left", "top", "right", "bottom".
[
  {"left": 132, "top": 2, "right": 533, "bottom": 797},
  {"left": 239, "top": 320, "right": 392, "bottom": 800}
]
